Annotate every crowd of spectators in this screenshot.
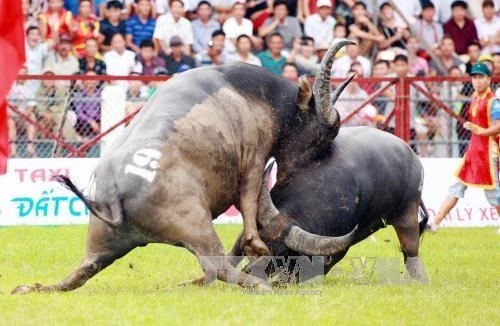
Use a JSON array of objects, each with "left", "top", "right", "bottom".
[{"left": 8, "top": 0, "right": 500, "bottom": 157}]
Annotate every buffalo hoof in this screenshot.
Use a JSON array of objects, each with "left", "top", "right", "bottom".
[
  {"left": 406, "top": 257, "right": 429, "bottom": 284},
  {"left": 11, "top": 283, "right": 43, "bottom": 295},
  {"left": 241, "top": 238, "right": 271, "bottom": 257}
]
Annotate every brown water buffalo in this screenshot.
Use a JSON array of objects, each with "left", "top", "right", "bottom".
[{"left": 12, "top": 40, "right": 356, "bottom": 294}]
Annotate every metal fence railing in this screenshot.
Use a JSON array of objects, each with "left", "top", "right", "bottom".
[
  {"left": 7, "top": 75, "right": 499, "bottom": 158},
  {"left": 7, "top": 74, "right": 168, "bottom": 158}
]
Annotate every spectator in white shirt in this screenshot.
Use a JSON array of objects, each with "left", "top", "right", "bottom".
[
  {"left": 25, "top": 26, "right": 52, "bottom": 75},
  {"left": 227, "top": 34, "right": 262, "bottom": 66},
  {"left": 304, "top": 0, "right": 335, "bottom": 47},
  {"left": 104, "top": 32, "right": 142, "bottom": 75},
  {"left": 475, "top": 0, "right": 500, "bottom": 54},
  {"left": 154, "top": 0, "right": 194, "bottom": 55},
  {"left": 192, "top": 1, "right": 220, "bottom": 54},
  {"left": 223, "top": 2, "right": 260, "bottom": 53},
  {"left": 413, "top": 1, "right": 443, "bottom": 49},
  {"left": 331, "top": 39, "right": 371, "bottom": 77}
]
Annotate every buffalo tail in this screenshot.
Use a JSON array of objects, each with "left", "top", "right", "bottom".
[
  {"left": 418, "top": 200, "right": 429, "bottom": 236},
  {"left": 54, "top": 175, "right": 122, "bottom": 228}
]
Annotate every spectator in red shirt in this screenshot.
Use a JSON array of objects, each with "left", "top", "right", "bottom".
[
  {"left": 443, "top": 0, "right": 479, "bottom": 55},
  {"left": 72, "top": 0, "right": 100, "bottom": 58},
  {"left": 38, "top": 0, "right": 73, "bottom": 42}
]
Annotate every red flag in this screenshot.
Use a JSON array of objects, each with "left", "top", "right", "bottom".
[{"left": 0, "top": 0, "right": 26, "bottom": 174}]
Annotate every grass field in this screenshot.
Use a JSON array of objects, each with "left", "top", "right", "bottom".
[{"left": 0, "top": 225, "right": 498, "bottom": 325}]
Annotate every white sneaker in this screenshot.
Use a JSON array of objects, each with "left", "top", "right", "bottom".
[{"left": 425, "top": 220, "right": 439, "bottom": 234}]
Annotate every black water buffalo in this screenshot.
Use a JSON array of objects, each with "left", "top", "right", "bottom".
[
  {"left": 12, "top": 40, "right": 358, "bottom": 294},
  {"left": 230, "top": 127, "right": 429, "bottom": 283}
]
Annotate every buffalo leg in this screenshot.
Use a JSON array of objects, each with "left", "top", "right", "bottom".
[
  {"left": 12, "top": 217, "right": 136, "bottom": 294},
  {"left": 393, "top": 201, "right": 428, "bottom": 283},
  {"left": 178, "top": 232, "right": 247, "bottom": 286},
  {"left": 168, "top": 211, "right": 268, "bottom": 288},
  {"left": 239, "top": 163, "right": 271, "bottom": 257}
]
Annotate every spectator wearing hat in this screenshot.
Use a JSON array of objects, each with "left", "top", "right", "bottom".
[
  {"left": 298, "top": 0, "right": 331, "bottom": 20},
  {"left": 38, "top": 0, "right": 73, "bottom": 42},
  {"left": 227, "top": 34, "right": 262, "bottom": 66},
  {"left": 98, "top": 1, "right": 126, "bottom": 52},
  {"left": 139, "top": 40, "right": 166, "bottom": 76},
  {"left": 154, "top": 0, "right": 193, "bottom": 56},
  {"left": 475, "top": 0, "right": 500, "bottom": 54},
  {"left": 164, "top": 36, "right": 196, "bottom": 75},
  {"left": 192, "top": 1, "right": 221, "bottom": 54},
  {"left": 125, "top": 0, "right": 156, "bottom": 53},
  {"left": 195, "top": 29, "right": 229, "bottom": 66},
  {"left": 413, "top": 1, "right": 443, "bottom": 49},
  {"left": 258, "top": 0, "right": 302, "bottom": 51},
  {"left": 104, "top": 32, "right": 142, "bottom": 75},
  {"left": 427, "top": 62, "right": 500, "bottom": 233},
  {"left": 303, "top": 0, "right": 335, "bottom": 47},
  {"left": 43, "top": 34, "right": 79, "bottom": 75},
  {"left": 257, "top": 32, "right": 287, "bottom": 75},
  {"left": 79, "top": 37, "right": 106, "bottom": 75},
  {"left": 443, "top": 0, "right": 479, "bottom": 55}
]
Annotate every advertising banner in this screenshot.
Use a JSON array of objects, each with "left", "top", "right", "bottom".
[{"left": 0, "top": 158, "right": 498, "bottom": 227}]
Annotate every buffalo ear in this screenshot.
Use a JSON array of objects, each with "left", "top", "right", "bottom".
[{"left": 296, "top": 76, "right": 312, "bottom": 111}]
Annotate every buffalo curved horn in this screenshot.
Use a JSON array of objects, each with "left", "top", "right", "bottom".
[
  {"left": 312, "top": 39, "right": 356, "bottom": 126},
  {"left": 257, "top": 160, "right": 279, "bottom": 222},
  {"left": 257, "top": 161, "right": 358, "bottom": 256},
  {"left": 283, "top": 224, "right": 358, "bottom": 256}
]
